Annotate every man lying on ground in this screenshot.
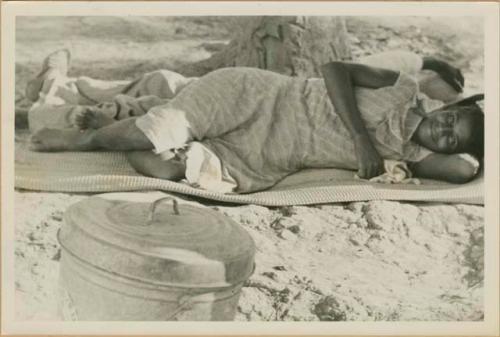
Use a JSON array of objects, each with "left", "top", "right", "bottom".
[{"left": 27, "top": 49, "right": 484, "bottom": 193}]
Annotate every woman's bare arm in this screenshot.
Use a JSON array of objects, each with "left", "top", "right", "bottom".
[
  {"left": 408, "top": 153, "right": 479, "bottom": 183},
  {"left": 321, "top": 61, "right": 399, "bottom": 178}
]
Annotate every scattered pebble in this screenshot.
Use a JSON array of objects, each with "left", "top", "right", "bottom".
[
  {"left": 278, "top": 230, "right": 296, "bottom": 241},
  {"left": 278, "top": 206, "right": 295, "bottom": 217},
  {"left": 50, "top": 213, "right": 63, "bottom": 222},
  {"left": 313, "top": 296, "right": 347, "bottom": 321},
  {"left": 262, "top": 271, "right": 278, "bottom": 281},
  {"left": 51, "top": 249, "right": 61, "bottom": 261}
]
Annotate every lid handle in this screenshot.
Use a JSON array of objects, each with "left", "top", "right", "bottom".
[{"left": 147, "top": 197, "right": 180, "bottom": 225}]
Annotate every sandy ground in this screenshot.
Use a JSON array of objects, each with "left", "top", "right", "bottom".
[{"left": 14, "top": 16, "right": 484, "bottom": 321}]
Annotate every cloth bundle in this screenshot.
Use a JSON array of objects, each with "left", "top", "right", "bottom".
[{"left": 355, "top": 160, "right": 421, "bottom": 185}]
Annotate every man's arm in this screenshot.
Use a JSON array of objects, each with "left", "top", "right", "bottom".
[
  {"left": 321, "top": 61, "right": 399, "bottom": 178},
  {"left": 408, "top": 153, "right": 479, "bottom": 183}
]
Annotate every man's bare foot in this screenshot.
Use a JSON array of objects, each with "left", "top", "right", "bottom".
[
  {"left": 25, "top": 49, "right": 71, "bottom": 102},
  {"left": 30, "top": 128, "right": 94, "bottom": 152},
  {"left": 74, "top": 106, "right": 116, "bottom": 130}
]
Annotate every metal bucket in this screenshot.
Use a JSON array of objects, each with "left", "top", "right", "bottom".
[{"left": 57, "top": 195, "right": 255, "bottom": 321}]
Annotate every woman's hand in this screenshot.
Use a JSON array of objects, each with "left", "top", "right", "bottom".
[
  {"left": 422, "top": 57, "right": 464, "bottom": 93},
  {"left": 354, "top": 135, "right": 385, "bottom": 179}
]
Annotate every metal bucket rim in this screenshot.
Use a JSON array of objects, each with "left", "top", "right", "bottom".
[
  {"left": 60, "top": 217, "right": 256, "bottom": 264},
  {"left": 58, "top": 229, "right": 255, "bottom": 290}
]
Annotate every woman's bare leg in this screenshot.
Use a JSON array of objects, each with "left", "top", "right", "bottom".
[
  {"left": 30, "top": 119, "right": 186, "bottom": 181},
  {"left": 30, "top": 117, "right": 153, "bottom": 152},
  {"left": 126, "top": 151, "right": 185, "bottom": 180}
]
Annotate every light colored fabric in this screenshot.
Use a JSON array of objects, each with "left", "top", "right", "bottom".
[
  {"left": 135, "top": 107, "right": 193, "bottom": 154},
  {"left": 355, "top": 160, "right": 421, "bottom": 185},
  {"left": 184, "top": 142, "right": 238, "bottom": 193},
  {"left": 136, "top": 67, "right": 430, "bottom": 193},
  {"left": 13, "top": 142, "right": 484, "bottom": 205}
]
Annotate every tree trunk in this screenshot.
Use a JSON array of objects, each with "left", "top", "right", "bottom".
[{"left": 181, "top": 16, "right": 351, "bottom": 77}]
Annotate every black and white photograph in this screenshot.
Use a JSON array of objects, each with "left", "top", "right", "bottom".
[{"left": 1, "top": 1, "right": 499, "bottom": 335}]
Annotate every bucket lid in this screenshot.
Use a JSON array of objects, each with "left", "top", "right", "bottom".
[{"left": 59, "top": 196, "right": 255, "bottom": 288}]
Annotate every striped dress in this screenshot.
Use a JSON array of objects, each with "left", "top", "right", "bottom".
[{"left": 136, "top": 67, "right": 434, "bottom": 193}]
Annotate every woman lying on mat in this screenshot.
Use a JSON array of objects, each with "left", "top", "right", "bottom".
[{"left": 27, "top": 49, "right": 484, "bottom": 193}]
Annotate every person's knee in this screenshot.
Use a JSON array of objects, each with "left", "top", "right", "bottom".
[
  {"left": 126, "top": 151, "right": 185, "bottom": 181},
  {"left": 145, "top": 70, "right": 192, "bottom": 97}
]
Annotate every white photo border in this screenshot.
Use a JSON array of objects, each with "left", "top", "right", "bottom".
[{"left": 1, "top": 1, "right": 499, "bottom": 335}]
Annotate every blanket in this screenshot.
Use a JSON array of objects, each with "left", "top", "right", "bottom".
[{"left": 14, "top": 143, "right": 483, "bottom": 206}]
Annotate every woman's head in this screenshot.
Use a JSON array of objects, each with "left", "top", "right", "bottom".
[{"left": 413, "top": 103, "right": 484, "bottom": 158}]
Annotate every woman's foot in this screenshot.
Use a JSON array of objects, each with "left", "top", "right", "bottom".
[
  {"left": 74, "top": 106, "right": 116, "bottom": 130},
  {"left": 30, "top": 128, "right": 93, "bottom": 152},
  {"left": 25, "top": 49, "right": 71, "bottom": 102}
]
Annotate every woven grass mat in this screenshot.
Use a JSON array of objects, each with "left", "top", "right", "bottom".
[{"left": 15, "top": 143, "right": 483, "bottom": 206}]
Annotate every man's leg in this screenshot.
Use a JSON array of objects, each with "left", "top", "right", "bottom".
[
  {"left": 26, "top": 49, "right": 131, "bottom": 132},
  {"left": 29, "top": 72, "right": 193, "bottom": 132},
  {"left": 28, "top": 50, "right": 196, "bottom": 106},
  {"left": 27, "top": 49, "right": 133, "bottom": 105},
  {"left": 74, "top": 95, "right": 170, "bottom": 130},
  {"left": 30, "top": 118, "right": 153, "bottom": 152},
  {"left": 70, "top": 69, "right": 196, "bottom": 105}
]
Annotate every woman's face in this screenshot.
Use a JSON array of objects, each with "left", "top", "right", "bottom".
[{"left": 413, "top": 108, "right": 474, "bottom": 154}]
